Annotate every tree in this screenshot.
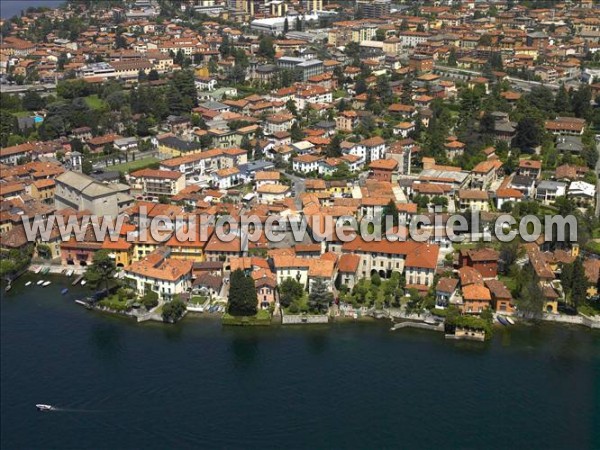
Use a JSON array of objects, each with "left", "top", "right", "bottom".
[
  {"left": 295, "top": 17, "right": 301, "bottom": 31},
  {"left": 479, "top": 34, "right": 493, "bottom": 46},
  {"left": 375, "top": 28, "right": 386, "bottom": 41},
  {"left": 283, "top": 17, "right": 289, "bottom": 33},
  {"left": 167, "top": 70, "right": 198, "bottom": 115},
  {"left": 326, "top": 134, "right": 342, "bottom": 157},
  {"left": 382, "top": 199, "right": 399, "bottom": 231},
  {"left": 571, "top": 84, "right": 592, "bottom": 120},
  {"left": 514, "top": 117, "right": 543, "bottom": 152},
  {"left": 82, "top": 159, "right": 93, "bottom": 175},
  {"left": 290, "top": 122, "right": 304, "bottom": 141},
  {"left": 355, "top": 78, "right": 367, "bottom": 95},
  {"left": 0, "top": 110, "right": 17, "bottom": 147},
  {"left": 376, "top": 75, "right": 392, "bottom": 104},
  {"left": 240, "top": 135, "right": 251, "bottom": 152},
  {"left": 371, "top": 272, "right": 381, "bottom": 286},
  {"left": 258, "top": 35, "right": 275, "bottom": 59},
  {"left": 447, "top": 47, "right": 457, "bottom": 66},
  {"left": 562, "top": 257, "right": 588, "bottom": 309},
  {"left": 162, "top": 299, "right": 186, "bottom": 323},
  {"left": 227, "top": 269, "right": 258, "bottom": 316},
  {"left": 581, "top": 141, "right": 599, "bottom": 169},
  {"left": 286, "top": 98, "right": 298, "bottom": 116},
  {"left": 85, "top": 249, "right": 116, "bottom": 292},
  {"left": 515, "top": 264, "right": 543, "bottom": 315},
  {"left": 479, "top": 112, "right": 496, "bottom": 135},
  {"left": 345, "top": 42, "right": 360, "bottom": 59},
  {"left": 308, "top": 278, "right": 332, "bottom": 314},
  {"left": 148, "top": 69, "right": 159, "bottom": 81},
  {"left": 22, "top": 90, "right": 45, "bottom": 110},
  {"left": 280, "top": 277, "right": 305, "bottom": 308},
  {"left": 141, "top": 285, "right": 159, "bottom": 310},
  {"left": 69, "top": 138, "right": 84, "bottom": 154},
  {"left": 554, "top": 83, "right": 570, "bottom": 114},
  {"left": 499, "top": 241, "right": 520, "bottom": 274},
  {"left": 526, "top": 86, "right": 555, "bottom": 115}
]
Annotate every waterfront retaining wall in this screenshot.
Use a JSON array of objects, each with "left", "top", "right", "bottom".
[
  {"left": 282, "top": 313, "right": 329, "bottom": 325},
  {"left": 518, "top": 312, "right": 600, "bottom": 329}
]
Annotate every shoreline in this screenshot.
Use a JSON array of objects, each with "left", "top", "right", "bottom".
[{"left": 10, "top": 270, "right": 600, "bottom": 333}]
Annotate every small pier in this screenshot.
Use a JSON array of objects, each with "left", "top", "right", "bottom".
[{"left": 390, "top": 321, "right": 444, "bottom": 332}]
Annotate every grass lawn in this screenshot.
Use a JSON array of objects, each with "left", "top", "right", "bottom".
[
  {"left": 452, "top": 242, "right": 479, "bottom": 251},
  {"left": 222, "top": 309, "right": 272, "bottom": 326},
  {"left": 498, "top": 275, "right": 517, "bottom": 292},
  {"left": 110, "top": 157, "right": 159, "bottom": 173},
  {"left": 584, "top": 241, "right": 600, "bottom": 255},
  {"left": 98, "top": 295, "right": 130, "bottom": 312},
  {"left": 12, "top": 111, "right": 32, "bottom": 118},
  {"left": 84, "top": 94, "right": 107, "bottom": 110},
  {"left": 190, "top": 296, "right": 207, "bottom": 305}
]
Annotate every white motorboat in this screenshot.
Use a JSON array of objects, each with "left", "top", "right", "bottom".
[
  {"left": 505, "top": 316, "right": 515, "bottom": 325},
  {"left": 25, "top": 281, "right": 32, "bottom": 286},
  {"left": 42, "top": 281, "right": 51, "bottom": 287},
  {"left": 36, "top": 404, "right": 54, "bottom": 411},
  {"left": 36, "top": 280, "right": 44, "bottom": 285},
  {"left": 80, "top": 280, "right": 86, "bottom": 286}
]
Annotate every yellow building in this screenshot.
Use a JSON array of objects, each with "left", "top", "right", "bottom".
[
  {"left": 132, "top": 240, "right": 161, "bottom": 262},
  {"left": 103, "top": 239, "right": 134, "bottom": 267},
  {"left": 29, "top": 179, "right": 56, "bottom": 204},
  {"left": 352, "top": 25, "right": 378, "bottom": 43},
  {"left": 165, "top": 227, "right": 214, "bottom": 262},
  {"left": 158, "top": 136, "right": 203, "bottom": 158},
  {"left": 327, "top": 181, "right": 352, "bottom": 196}
]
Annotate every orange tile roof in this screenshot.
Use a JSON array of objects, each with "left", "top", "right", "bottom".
[
  {"left": 462, "top": 284, "right": 492, "bottom": 301},
  {"left": 338, "top": 253, "right": 360, "bottom": 273}
]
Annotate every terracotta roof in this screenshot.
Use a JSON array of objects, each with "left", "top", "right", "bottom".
[
  {"left": 457, "top": 190, "right": 489, "bottom": 200},
  {"left": 436, "top": 277, "right": 459, "bottom": 293},
  {"left": 484, "top": 279, "right": 512, "bottom": 300},
  {"left": 462, "top": 284, "right": 492, "bottom": 301},
  {"left": 369, "top": 159, "right": 398, "bottom": 170},
  {"left": 458, "top": 266, "right": 484, "bottom": 286},
  {"left": 308, "top": 258, "right": 335, "bottom": 278},
  {"left": 467, "top": 248, "right": 499, "bottom": 262},
  {"left": 125, "top": 250, "right": 193, "bottom": 282},
  {"left": 255, "top": 171, "right": 280, "bottom": 181},
  {"left": 342, "top": 239, "right": 439, "bottom": 270},
  {"left": 338, "top": 253, "right": 361, "bottom": 273},
  {"left": 519, "top": 159, "right": 542, "bottom": 170},
  {"left": 130, "top": 169, "right": 183, "bottom": 180}
]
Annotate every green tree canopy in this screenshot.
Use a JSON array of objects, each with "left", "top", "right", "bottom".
[
  {"left": 308, "top": 278, "right": 332, "bottom": 314},
  {"left": 85, "top": 249, "right": 116, "bottom": 291},
  {"left": 228, "top": 269, "right": 258, "bottom": 316}
]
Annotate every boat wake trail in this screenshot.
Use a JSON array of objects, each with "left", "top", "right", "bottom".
[{"left": 48, "top": 407, "right": 101, "bottom": 413}]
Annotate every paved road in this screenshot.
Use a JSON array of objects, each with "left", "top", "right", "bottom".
[
  {"left": 0, "top": 83, "right": 56, "bottom": 94},
  {"left": 596, "top": 140, "right": 600, "bottom": 217},
  {"left": 280, "top": 170, "right": 306, "bottom": 209}
]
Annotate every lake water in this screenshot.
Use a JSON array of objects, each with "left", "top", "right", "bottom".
[
  {"left": 1, "top": 1, "right": 64, "bottom": 19},
  {"left": 1, "top": 275, "right": 599, "bottom": 449}
]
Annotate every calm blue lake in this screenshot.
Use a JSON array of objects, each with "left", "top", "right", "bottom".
[{"left": 1, "top": 276, "right": 599, "bottom": 449}]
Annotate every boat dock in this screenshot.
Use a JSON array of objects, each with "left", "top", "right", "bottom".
[
  {"left": 391, "top": 321, "right": 444, "bottom": 332},
  {"left": 75, "top": 299, "right": 92, "bottom": 309},
  {"left": 72, "top": 275, "right": 84, "bottom": 286}
]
